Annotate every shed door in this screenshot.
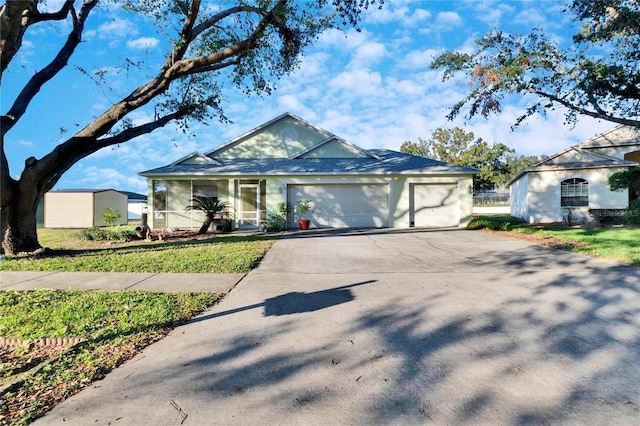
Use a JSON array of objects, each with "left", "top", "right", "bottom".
[
  {"left": 412, "top": 183, "right": 459, "bottom": 227},
  {"left": 287, "top": 184, "right": 388, "bottom": 228}
]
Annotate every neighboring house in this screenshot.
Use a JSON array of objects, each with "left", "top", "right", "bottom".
[
  {"left": 509, "top": 125, "right": 640, "bottom": 224},
  {"left": 44, "top": 189, "right": 128, "bottom": 228},
  {"left": 121, "top": 191, "right": 148, "bottom": 220},
  {"left": 139, "top": 113, "right": 478, "bottom": 231}
]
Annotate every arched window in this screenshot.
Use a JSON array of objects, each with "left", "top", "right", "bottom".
[{"left": 561, "top": 178, "right": 589, "bottom": 207}]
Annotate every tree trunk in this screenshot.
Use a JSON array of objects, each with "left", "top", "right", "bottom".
[
  {"left": 198, "top": 214, "right": 213, "bottom": 235},
  {"left": 1, "top": 185, "right": 42, "bottom": 256}
]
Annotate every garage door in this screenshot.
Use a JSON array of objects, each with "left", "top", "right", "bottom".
[
  {"left": 287, "top": 184, "right": 388, "bottom": 228},
  {"left": 412, "top": 183, "right": 459, "bottom": 227}
]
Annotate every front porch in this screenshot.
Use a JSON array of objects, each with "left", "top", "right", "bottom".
[{"left": 148, "top": 178, "right": 271, "bottom": 231}]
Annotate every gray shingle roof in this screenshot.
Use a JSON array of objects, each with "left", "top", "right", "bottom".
[{"left": 139, "top": 150, "right": 478, "bottom": 177}]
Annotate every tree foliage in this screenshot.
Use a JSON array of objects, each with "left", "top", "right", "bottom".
[
  {"left": 609, "top": 166, "right": 640, "bottom": 208},
  {"left": 400, "top": 127, "right": 515, "bottom": 191},
  {"left": 429, "top": 0, "right": 640, "bottom": 129},
  {"left": 496, "top": 153, "right": 548, "bottom": 188},
  {"left": 0, "top": 0, "right": 383, "bottom": 255}
]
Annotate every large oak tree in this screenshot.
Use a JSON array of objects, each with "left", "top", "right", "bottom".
[
  {"left": 0, "top": 0, "right": 382, "bottom": 255},
  {"left": 430, "top": 0, "right": 640, "bottom": 129},
  {"left": 400, "top": 127, "right": 515, "bottom": 191}
]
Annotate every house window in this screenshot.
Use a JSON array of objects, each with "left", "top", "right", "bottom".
[
  {"left": 192, "top": 183, "right": 218, "bottom": 201},
  {"left": 153, "top": 181, "right": 167, "bottom": 227},
  {"left": 561, "top": 178, "right": 589, "bottom": 207},
  {"left": 153, "top": 181, "right": 167, "bottom": 211}
]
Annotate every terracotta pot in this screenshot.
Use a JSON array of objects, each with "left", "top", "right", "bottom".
[{"left": 298, "top": 219, "right": 310, "bottom": 230}]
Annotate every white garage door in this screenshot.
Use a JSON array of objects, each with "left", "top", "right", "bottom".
[
  {"left": 412, "top": 183, "right": 459, "bottom": 227},
  {"left": 287, "top": 184, "right": 388, "bottom": 228}
]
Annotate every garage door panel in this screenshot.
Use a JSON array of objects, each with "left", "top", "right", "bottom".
[
  {"left": 413, "top": 183, "right": 459, "bottom": 227},
  {"left": 288, "top": 184, "right": 388, "bottom": 228}
]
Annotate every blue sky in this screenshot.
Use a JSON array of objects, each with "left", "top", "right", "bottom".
[{"left": 2, "top": 0, "right": 614, "bottom": 195}]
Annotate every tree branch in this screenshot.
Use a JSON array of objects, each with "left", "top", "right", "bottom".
[
  {"left": 96, "top": 112, "right": 185, "bottom": 147},
  {"left": 530, "top": 89, "right": 640, "bottom": 127},
  {"left": 75, "top": 0, "right": 288, "bottom": 140},
  {"left": 1, "top": 0, "right": 97, "bottom": 138},
  {"left": 0, "top": 0, "right": 74, "bottom": 81}
]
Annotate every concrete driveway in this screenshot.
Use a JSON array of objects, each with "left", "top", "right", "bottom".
[{"left": 36, "top": 229, "right": 640, "bottom": 425}]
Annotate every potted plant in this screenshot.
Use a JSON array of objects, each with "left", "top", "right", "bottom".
[
  {"left": 296, "top": 199, "right": 312, "bottom": 230},
  {"left": 186, "top": 196, "right": 230, "bottom": 234}
]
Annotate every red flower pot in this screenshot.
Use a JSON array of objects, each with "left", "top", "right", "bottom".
[{"left": 298, "top": 219, "right": 310, "bottom": 230}]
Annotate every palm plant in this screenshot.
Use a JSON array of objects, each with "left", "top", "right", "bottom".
[{"left": 186, "top": 196, "right": 230, "bottom": 234}]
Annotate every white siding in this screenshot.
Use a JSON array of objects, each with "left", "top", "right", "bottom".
[
  {"left": 94, "top": 190, "right": 128, "bottom": 226},
  {"left": 45, "top": 192, "right": 94, "bottom": 228}
]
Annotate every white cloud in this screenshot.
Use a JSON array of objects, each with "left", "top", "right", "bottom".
[
  {"left": 434, "top": 11, "right": 464, "bottom": 31},
  {"left": 365, "top": 3, "right": 431, "bottom": 27},
  {"left": 127, "top": 37, "right": 159, "bottom": 50},
  {"left": 99, "top": 19, "right": 138, "bottom": 41},
  {"left": 328, "top": 70, "right": 383, "bottom": 95}
]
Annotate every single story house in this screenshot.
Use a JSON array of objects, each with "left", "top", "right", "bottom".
[
  {"left": 139, "top": 113, "right": 478, "bottom": 230},
  {"left": 509, "top": 125, "right": 640, "bottom": 224},
  {"left": 44, "top": 189, "right": 129, "bottom": 228}
]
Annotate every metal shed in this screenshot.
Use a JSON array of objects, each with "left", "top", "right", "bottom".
[{"left": 44, "top": 189, "right": 129, "bottom": 228}]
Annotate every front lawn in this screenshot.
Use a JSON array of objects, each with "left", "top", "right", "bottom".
[
  {"left": 469, "top": 214, "right": 640, "bottom": 266},
  {"left": 0, "top": 290, "right": 222, "bottom": 425},
  {"left": 0, "top": 228, "right": 279, "bottom": 424},
  {"left": 0, "top": 229, "right": 278, "bottom": 273}
]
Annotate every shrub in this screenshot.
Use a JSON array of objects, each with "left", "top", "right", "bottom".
[
  {"left": 75, "top": 227, "right": 136, "bottom": 242},
  {"left": 467, "top": 218, "right": 490, "bottom": 230},
  {"left": 264, "top": 202, "right": 291, "bottom": 232},
  {"left": 264, "top": 213, "right": 287, "bottom": 232},
  {"left": 467, "top": 215, "right": 522, "bottom": 231},
  {"left": 625, "top": 209, "right": 640, "bottom": 224},
  {"left": 101, "top": 208, "right": 121, "bottom": 227}
]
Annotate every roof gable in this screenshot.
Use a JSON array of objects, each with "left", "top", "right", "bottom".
[
  {"left": 508, "top": 146, "right": 637, "bottom": 186},
  {"left": 174, "top": 152, "right": 222, "bottom": 166},
  {"left": 206, "top": 113, "right": 334, "bottom": 159},
  {"left": 294, "top": 137, "right": 377, "bottom": 159},
  {"left": 577, "top": 125, "right": 640, "bottom": 149}
]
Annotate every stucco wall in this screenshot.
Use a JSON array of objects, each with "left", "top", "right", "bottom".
[
  {"left": 509, "top": 173, "right": 530, "bottom": 222},
  {"left": 147, "top": 174, "right": 475, "bottom": 230},
  {"left": 511, "top": 168, "right": 629, "bottom": 224}
]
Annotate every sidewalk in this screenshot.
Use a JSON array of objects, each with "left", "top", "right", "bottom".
[{"left": 0, "top": 271, "right": 244, "bottom": 293}]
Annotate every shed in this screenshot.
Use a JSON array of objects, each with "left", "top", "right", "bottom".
[{"left": 44, "top": 189, "right": 129, "bottom": 228}]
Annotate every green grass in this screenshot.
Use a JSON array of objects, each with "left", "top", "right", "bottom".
[
  {"left": 469, "top": 214, "right": 640, "bottom": 266},
  {"left": 0, "top": 289, "right": 222, "bottom": 424},
  {"left": 0, "top": 232, "right": 277, "bottom": 273},
  {"left": 533, "top": 227, "right": 640, "bottom": 266},
  {"left": 0, "top": 229, "right": 279, "bottom": 422}
]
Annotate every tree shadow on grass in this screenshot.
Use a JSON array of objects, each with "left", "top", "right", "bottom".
[{"left": 38, "top": 233, "right": 280, "bottom": 259}]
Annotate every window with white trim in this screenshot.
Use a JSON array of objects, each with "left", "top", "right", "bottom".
[{"left": 561, "top": 178, "right": 589, "bottom": 207}]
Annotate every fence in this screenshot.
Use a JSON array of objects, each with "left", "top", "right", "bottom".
[{"left": 473, "top": 193, "right": 510, "bottom": 205}]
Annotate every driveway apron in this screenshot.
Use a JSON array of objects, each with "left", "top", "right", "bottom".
[{"left": 35, "top": 229, "right": 640, "bottom": 425}]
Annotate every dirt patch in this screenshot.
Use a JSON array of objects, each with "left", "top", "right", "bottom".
[{"left": 483, "top": 229, "right": 589, "bottom": 250}]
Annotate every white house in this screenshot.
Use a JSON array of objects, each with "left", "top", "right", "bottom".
[
  {"left": 139, "top": 113, "right": 478, "bottom": 230},
  {"left": 509, "top": 125, "right": 640, "bottom": 224}
]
